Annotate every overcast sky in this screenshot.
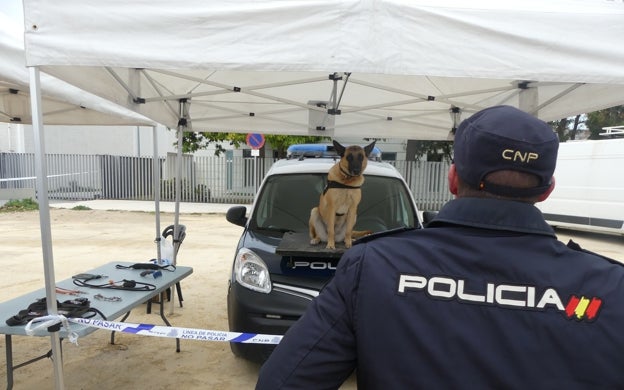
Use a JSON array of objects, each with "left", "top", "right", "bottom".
[
  {"left": 0, "top": 0, "right": 23, "bottom": 22},
  {"left": 0, "top": 0, "right": 24, "bottom": 19},
  {"left": 0, "top": 0, "right": 24, "bottom": 41}
]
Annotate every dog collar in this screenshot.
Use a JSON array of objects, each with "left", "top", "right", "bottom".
[{"left": 340, "top": 166, "right": 361, "bottom": 179}]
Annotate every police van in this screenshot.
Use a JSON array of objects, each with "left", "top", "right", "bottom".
[{"left": 225, "top": 143, "right": 421, "bottom": 362}]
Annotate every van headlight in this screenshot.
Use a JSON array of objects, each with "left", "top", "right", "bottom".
[{"left": 234, "top": 248, "right": 271, "bottom": 293}]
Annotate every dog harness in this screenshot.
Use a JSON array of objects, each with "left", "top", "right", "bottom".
[
  {"left": 322, "top": 180, "right": 362, "bottom": 216},
  {"left": 322, "top": 180, "right": 361, "bottom": 195}
]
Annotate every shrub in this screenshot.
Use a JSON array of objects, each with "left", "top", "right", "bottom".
[{"left": 0, "top": 198, "right": 39, "bottom": 212}]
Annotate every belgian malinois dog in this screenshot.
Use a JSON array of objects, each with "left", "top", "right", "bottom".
[{"left": 309, "top": 140, "right": 376, "bottom": 249}]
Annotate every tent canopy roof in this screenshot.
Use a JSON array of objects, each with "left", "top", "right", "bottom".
[
  {"left": 22, "top": 0, "right": 624, "bottom": 138},
  {"left": 0, "top": 14, "right": 154, "bottom": 126}
]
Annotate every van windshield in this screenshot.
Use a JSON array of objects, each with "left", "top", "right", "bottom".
[{"left": 251, "top": 173, "right": 417, "bottom": 234}]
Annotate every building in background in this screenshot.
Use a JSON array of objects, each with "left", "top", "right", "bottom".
[{"left": 0, "top": 122, "right": 410, "bottom": 160}]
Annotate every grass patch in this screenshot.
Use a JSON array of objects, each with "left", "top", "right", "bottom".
[
  {"left": 71, "top": 205, "right": 92, "bottom": 211},
  {"left": 0, "top": 198, "right": 39, "bottom": 213}
]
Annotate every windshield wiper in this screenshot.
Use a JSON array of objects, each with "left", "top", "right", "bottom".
[{"left": 255, "top": 226, "right": 295, "bottom": 234}]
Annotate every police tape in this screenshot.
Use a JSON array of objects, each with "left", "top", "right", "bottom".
[{"left": 25, "top": 315, "right": 283, "bottom": 345}]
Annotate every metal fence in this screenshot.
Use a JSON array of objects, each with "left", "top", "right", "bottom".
[{"left": 0, "top": 152, "right": 452, "bottom": 211}]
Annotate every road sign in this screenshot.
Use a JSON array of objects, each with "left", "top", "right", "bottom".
[{"left": 246, "top": 133, "right": 265, "bottom": 149}]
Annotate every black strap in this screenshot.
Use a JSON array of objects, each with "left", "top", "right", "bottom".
[
  {"left": 73, "top": 278, "right": 156, "bottom": 291},
  {"left": 115, "top": 263, "right": 176, "bottom": 272},
  {"left": 322, "top": 180, "right": 361, "bottom": 195},
  {"left": 6, "top": 297, "right": 107, "bottom": 326}
]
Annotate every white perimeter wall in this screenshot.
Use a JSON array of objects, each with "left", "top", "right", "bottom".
[{"left": 1, "top": 122, "right": 410, "bottom": 159}]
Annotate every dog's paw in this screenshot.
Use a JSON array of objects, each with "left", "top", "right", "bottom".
[
  {"left": 345, "top": 239, "right": 352, "bottom": 249},
  {"left": 310, "top": 238, "right": 320, "bottom": 245},
  {"left": 326, "top": 241, "right": 336, "bottom": 250}
]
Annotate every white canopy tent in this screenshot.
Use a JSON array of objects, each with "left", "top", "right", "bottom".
[
  {"left": 21, "top": 0, "right": 624, "bottom": 139},
  {"left": 17, "top": 1, "right": 624, "bottom": 388},
  {"left": 0, "top": 16, "right": 154, "bottom": 126},
  {"left": 0, "top": 16, "right": 177, "bottom": 390}
]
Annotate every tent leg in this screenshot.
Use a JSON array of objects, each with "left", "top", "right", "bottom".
[
  {"left": 152, "top": 126, "right": 162, "bottom": 263},
  {"left": 519, "top": 83, "right": 538, "bottom": 115},
  {"left": 170, "top": 100, "right": 188, "bottom": 314},
  {"left": 29, "top": 66, "right": 64, "bottom": 390}
]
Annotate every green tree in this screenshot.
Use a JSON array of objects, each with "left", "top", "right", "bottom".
[
  {"left": 549, "top": 114, "right": 583, "bottom": 142},
  {"left": 264, "top": 135, "right": 330, "bottom": 158},
  {"left": 181, "top": 132, "right": 247, "bottom": 155},
  {"left": 180, "top": 132, "right": 329, "bottom": 157},
  {"left": 585, "top": 105, "right": 624, "bottom": 139}
]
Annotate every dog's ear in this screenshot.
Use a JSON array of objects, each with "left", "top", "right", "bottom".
[
  {"left": 364, "top": 141, "right": 376, "bottom": 157},
  {"left": 332, "top": 140, "right": 346, "bottom": 157}
]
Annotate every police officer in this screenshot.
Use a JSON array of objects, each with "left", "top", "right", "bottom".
[{"left": 256, "top": 105, "right": 624, "bottom": 389}]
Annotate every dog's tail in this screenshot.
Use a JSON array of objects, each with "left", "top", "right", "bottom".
[{"left": 352, "top": 230, "right": 373, "bottom": 239}]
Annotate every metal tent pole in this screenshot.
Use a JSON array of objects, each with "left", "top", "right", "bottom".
[
  {"left": 518, "top": 81, "right": 538, "bottom": 115},
  {"left": 29, "top": 66, "right": 65, "bottom": 390},
  {"left": 152, "top": 126, "right": 162, "bottom": 263},
  {"left": 169, "top": 100, "right": 188, "bottom": 314}
]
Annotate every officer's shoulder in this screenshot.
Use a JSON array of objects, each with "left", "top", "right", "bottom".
[
  {"left": 354, "top": 226, "right": 418, "bottom": 245},
  {"left": 566, "top": 239, "right": 624, "bottom": 267}
]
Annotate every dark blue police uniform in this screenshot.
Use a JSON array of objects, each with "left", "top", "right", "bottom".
[{"left": 256, "top": 197, "right": 624, "bottom": 389}]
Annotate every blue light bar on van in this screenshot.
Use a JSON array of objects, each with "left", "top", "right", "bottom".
[{"left": 287, "top": 143, "right": 382, "bottom": 161}]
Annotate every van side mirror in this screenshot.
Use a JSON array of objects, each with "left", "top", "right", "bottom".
[{"left": 226, "top": 206, "right": 248, "bottom": 227}]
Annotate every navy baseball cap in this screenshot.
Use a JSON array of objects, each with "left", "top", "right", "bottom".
[{"left": 453, "top": 105, "right": 559, "bottom": 197}]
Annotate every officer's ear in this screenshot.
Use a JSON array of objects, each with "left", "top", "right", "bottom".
[
  {"left": 448, "top": 164, "right": 459, "bottom": 196},
  {"left": 536, "top": 176, "right": 556, "bottom": 202}
]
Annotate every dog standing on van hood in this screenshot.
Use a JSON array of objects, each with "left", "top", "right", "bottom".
[{"left": 309, "top": 140, "right": 376, "bottom": 249}]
